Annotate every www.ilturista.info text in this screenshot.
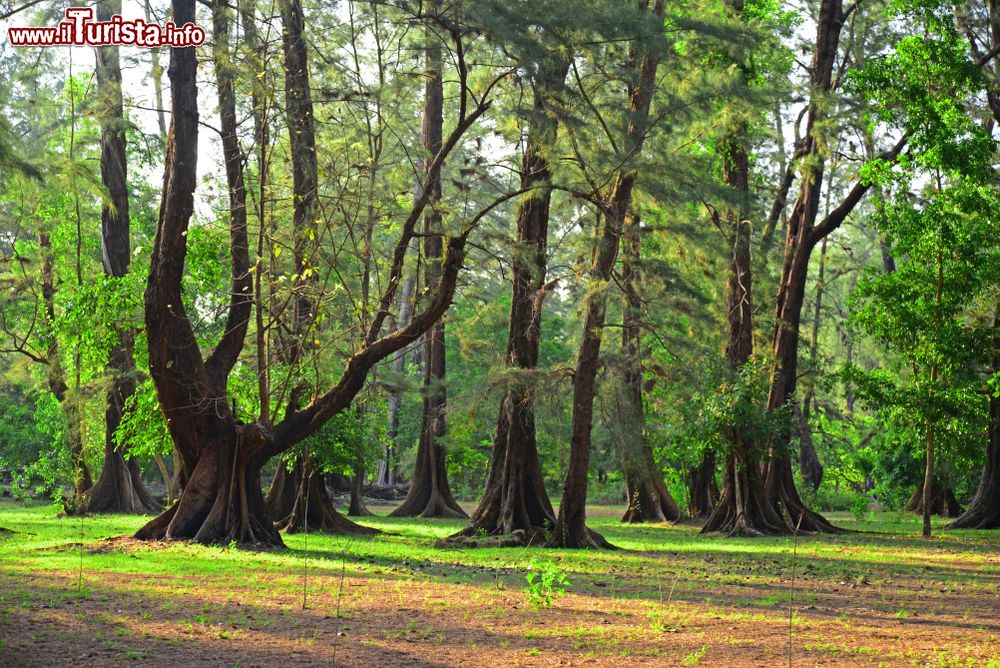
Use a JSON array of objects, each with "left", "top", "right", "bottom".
[{"left": 7, "top": 7, "right": 205, "bottom": 47}]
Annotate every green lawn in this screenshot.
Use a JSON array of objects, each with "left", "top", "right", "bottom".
[{"left": 1, "top": 500, "right": 998, "bottom": 666}]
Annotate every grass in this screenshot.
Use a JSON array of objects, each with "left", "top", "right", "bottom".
[{"left": 0, "top": 499, "right": 998, "bottom": 666}]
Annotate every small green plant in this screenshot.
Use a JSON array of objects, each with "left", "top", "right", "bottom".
[
  {"left": 524, "top": 560, "right": 569, "bottom": 608},
  {"left": 682, "top": 645, "right": 707, "bottom": 665},
  {"left": 894, "top": 608, "right": 910, "bottom": 619}
]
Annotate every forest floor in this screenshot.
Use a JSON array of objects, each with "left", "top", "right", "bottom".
[{"left": 0, "top": 500, "right": 997, "bottom": 667}]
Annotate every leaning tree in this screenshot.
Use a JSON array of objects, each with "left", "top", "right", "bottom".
[
  {"left": 550, "top": 0, "right": 667, "bottom": 548},
  {"left": 136, "top": 0, "right": 520, "bottom": 546}
]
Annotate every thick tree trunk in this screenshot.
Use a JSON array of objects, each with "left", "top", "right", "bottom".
[
  {"left": 703, "top": 202, "right": 788, "bottom": 536},
  {"left": 618, "top": 216, "right": 681, "bottom": 524},
  {"left": 904, "top": 477, "right": 962, "bottom": 518},
  {"left": 550, "top": 0, "right": 665, "bottom": 549},
  {"left": 267, "top": 459, "right": 376, "bottom": 534},
  {"left": 701, "top": 93, "right": 791, "bottom": 535},
  {"left": 136, "top": 425, "right": 281, "bottom": 544},
  {"left": 136, "top": 0, "right": 278, "bottom": 545},
  {"left": 761, "top": 0, "right": 903, "bottom": 531},
  {"left": 78, "top": 0, "right": 159, "bottom": 516},
  {"left": 137, "top": 0, "right": 488, "bottom": 546},
  {"left": 280, "top": 0, "right": 319, "bottom": 362},
  {"left": 391, "top": 18, "right": 465, "bottom": 519},
  {"left": 949, "top": 313, "right": 1000, "bottom": 529},
  {"left": 80, "top": 354, "right": 159, "bottom": 514},
  {"left": 390, "top": 368, "right": 466, "bottom": 518},
  {"left": 265, "top": 459, "right": 298, "bottom": 521},
  {"left": 686, "top": 451, "right": 718, "bottom": 520},
  {"left": 452, "top": 59, "right": 569, "bottom": 544},
  {"left": 704, "top": 448, "right": 788, "bottom": 536},
  {"left": 615, "top": 345, "right": 680, "bottom": 524},
  {"left": 797, "top": 237, "right": 828, "bottom": 492},
  {"left": 758, "top": 0, "right": 902, "bottom": 534}
]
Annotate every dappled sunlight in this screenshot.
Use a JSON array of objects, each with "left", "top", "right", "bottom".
[{"left": 2, "top": 501, "right": 998, "bottom": 666}]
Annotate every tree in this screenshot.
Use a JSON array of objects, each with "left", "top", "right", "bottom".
[
  {"left": 703, "top": 0, "right": 791, "bottom": 535},
  {"left": 77, "top": 0, "right": 160, "bottom": 515},
  {"left": 453, "top": 54, "right": 570, "bottom": 541},
  {"left": 846, "top": 14, "right": 1000, "bottom": 537},
  {"left": 947, "top": 0, "right": 1000, "bottom": 530},
  {"left": 391, "top": 10, "right": 466, "bottom": 518},
  {"left": 949, "top": 312, "right": 1000, "bottom": 529},
  {"left": 137, "top": 0, "right": 513, "bottom": 546},
  {"left": 550, "top": 0, "right": 666, "bottom": 548}
]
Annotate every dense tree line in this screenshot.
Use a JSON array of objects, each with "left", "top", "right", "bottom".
[{"left": 0, "top": 0, "right": 997, "bottom": 546}]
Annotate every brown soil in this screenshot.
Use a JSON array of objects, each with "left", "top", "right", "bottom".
[{"left": 1, "top": 551, "right": 998, "bottom": 667}]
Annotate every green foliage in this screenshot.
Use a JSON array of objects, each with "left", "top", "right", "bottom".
[
  {"left": 0, "top": 390, "right": 73, "bottom": 500},
  {"left": 114, "top": 375, "right": 171, "bottom": 461},
  {"left": 523, "top": 559, "right": 570, "bottom": 608}
]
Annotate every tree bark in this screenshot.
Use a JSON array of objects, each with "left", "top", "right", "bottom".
[
  {"left": 379, "top": 239, "right": 418, "bottom": 488},
  {"left": 618, "top": 216, "right": 681, "bottom": 523},
  {"left": 761, "top": 0, "right": 906, "bottom": 533},
  {"left": 279, "top": 0, "right": 319, "bottom": 362},
  {"left": 267, "top": 459, "right": 376, "bottom": 533},
  {"left": 797, "top": 237, "right": 828, "bottom": 491},
  {"left": 391, "top": 15, "right": 465, "bottom": 519},
  {"left": 136, "top": 0, "right": 280, "bottom": 545},
  {"left": 949, "top": 311, "right": 1000, "bottom": 529},
  {"left": 78, "top": 0, "right": 159, "bottom": 516},
  {"left": 702, "top": 133, "right": 789, "bottom": 536},
  {"left": 137, "top": 0, "right": 493, "bottom": 546},
  {"left": 699, "top": 19, "right": 793, "bottom": 532},
  {"left": 271, "top": 0, "right": 364, "bottom": 530},
  {"left": 550, "top": 0, "right": 665, "bottom": 548},
  {"left": 904, "top": 477, "right": 962, "bottom": 519},
  {"left": 685, "top": 451, "right": 718, "bottom": 520},
  {"left": 450, "top": 58, "right": 569, "bottom": 543}
]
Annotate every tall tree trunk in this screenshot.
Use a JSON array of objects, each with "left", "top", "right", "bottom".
[
  {"left": 348, "top": 467, "right": 372, "bottom": 516},
  {"left": 703, "top": 0, "right": 795, "bottom": 536},
  {"left": 619, "top": 215, "right": 681, "bottom": 523},
  {"left": 379, "top": 259, "right": 416, "bottom": 488},
  {"left": 137, "top": 0, "right": 493, "bottom": 547},
  {"left": 79, "top": 0, "right": 160, "bottom": 515},
  {"left": 268, "top": 459, "right": 376, "bottom": 534},
  {"left": 272, "top": 0, "right": 370, "bottom": 531},
  {"left": 453, "top": 58, "right": 569, "bottom": 543},
  {"left": 949, "top": 310, "right": 1000, "bottom": 529},
  {"left": 702, "top": 125, "right": 789, "bottom": 536},
  {"left": 280, "top": 0, "right": 318, "bottom": 360},
  {"left": 135, "top": 0, "right": 281, "bottom": 546},
  {"left": 391, "top": 14, "right": 465, "bottom": 519},
  {"left": 762, "top": 0, "right": 904, "bottom": 533},
  {"left": 550, "top": 0, "right": 665, "bottom": 548}
]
